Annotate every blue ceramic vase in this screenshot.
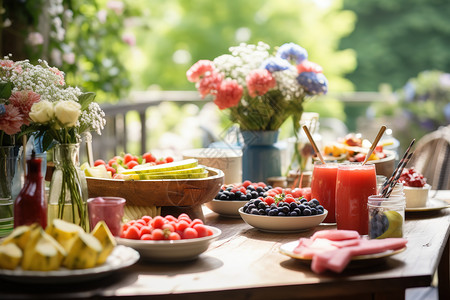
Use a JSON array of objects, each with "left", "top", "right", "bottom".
[{"left": 241, "top": 130, "right": 281, "bottom": 182}]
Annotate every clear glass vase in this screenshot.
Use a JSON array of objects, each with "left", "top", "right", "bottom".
[
  {"left": 0, "top": 146, "right": 17, "bottom": 237},
  {"left": 48, "top": 143, "right": 89, "bottom": 231}
]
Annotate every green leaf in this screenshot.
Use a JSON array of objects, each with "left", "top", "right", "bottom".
[
  {"left": 0, "top": 82, "right": 13, "bottom": 99},
  {"left": 78, "top": 92, "right": 96, "bottom": 111}
]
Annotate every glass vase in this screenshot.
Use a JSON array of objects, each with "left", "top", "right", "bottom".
[
  {"left": 0, "top": 146, "right": 17, "bottom": 237},
  {"left": 48, "top": 143, "right": 89, "bottom": 231},
  {"left": 241, "top": 130, "right": 281, "bottom": 182}
]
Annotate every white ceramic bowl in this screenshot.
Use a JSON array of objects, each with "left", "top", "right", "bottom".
[
  {"left": 205, "top": 199, "right": 247, "bottom": 218},
  {"left": 115, "top": 226, "right": 221, "bottom": 262},
  {"left": 238, "top": 207, "right": 327, "bottom": 233},
  {"left": 404, "top": 184, "right": 431, "bottom": 208}
]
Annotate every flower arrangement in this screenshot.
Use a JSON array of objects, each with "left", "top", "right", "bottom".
[
  {"left": 186, "top": 42, "right": 328, "bottom": 132},
  {"left": 0, "top": 57, "right": 106, "bottom": 231}
]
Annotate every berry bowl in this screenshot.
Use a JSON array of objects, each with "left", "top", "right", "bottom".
[
  {"left": 238, "top": 207, "right": 327, "bottom": 233},
  {"left": 404, "top": 184, "right": 431, "bottom": 208},
  {"left": 115, "top": 226, "right": 221, "bottom": 262},
  {"left": 205, "top": 200, "right": 247, "bottom": 218}
]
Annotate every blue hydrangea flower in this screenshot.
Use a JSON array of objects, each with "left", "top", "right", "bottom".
[
  {"left": 296, "top": 72, "right": 328, "bottom": 95},
  {"left": 0, "top": 104, "right": 5, "bottom": 116},
  {"left": 444, "top": 103, "right": 450, "bottom": 122},
  {"left": 277, "top": 43, "right": 308, "bottom": 64},
  {"left": 260, "top": 57, "right": 292, "bottom": 73}
]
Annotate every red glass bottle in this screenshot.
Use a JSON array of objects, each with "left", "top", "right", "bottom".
[{"left": 14, "top": 151, "right": 47, "bottom": 228}]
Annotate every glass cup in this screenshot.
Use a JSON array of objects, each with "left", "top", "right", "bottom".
[
  {"left": 87, "top": 197, "right": 126, "bottom": 236},
  {"left": 368, "top": 195, "right": 405, "bottom": 239},
  {"left": 335, "top": 163, "right": 377, "bottom": 235},
  {"left": 310, "top": 162, "right": 338, "bottom": 223}
]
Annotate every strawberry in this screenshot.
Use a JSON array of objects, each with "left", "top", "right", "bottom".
[
  {"left": 242, "top": 180, "right": 252, "bottom": 188},
  {"left": 126, "top": 160, "right": 139, "bottom": 169},
  {"left": 168, "top": 232, "right": 181, "bottom": 240},
  {"left": 165, "top": 156, "right": 174, "bottom": 163},
  {"left": 143, "top": 152, "right": 157, "bottom": 163},
  {"left": 94, "top": 159, "right": 106, "bottom": 166},
  {"left": 151, "top": 229, "right": 165, "bottom": 240},
  {"left": 124, "top": 226, "right": 140, "bottom": 240},
  {"left": 193, "top": 224, "right": 208, "bottom": 238},
  {"left": 151, "top": 216, "right": 165, "bottom": 229},
  {"left": 123, "top": 153, "right": 134, "bottom": 164},
  {"left": 140, "top": 233, "right": 153, "bottom": 240},
  {"left": 183, "top": 227, "right": 198, "bottom": 239}
]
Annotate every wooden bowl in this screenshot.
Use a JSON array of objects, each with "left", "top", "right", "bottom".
[{"left": 86, "top": 167, "right": 224, "bottom": 220}]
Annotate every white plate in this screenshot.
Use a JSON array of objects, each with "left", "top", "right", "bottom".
[
  {"left": 238, "top": 207, "right": 327, "bottom": 233},
  {"left": 116, "top": 226, "right": 221, "bottom": 262},
  {"left": 205, "top": 199, "right": 247, "bottom": 218},
  {"left": 0, "top": 245, "right": 139, "bottom": 284},
  {"left": 406, "top": 198, "right": 450, "bottom": 212},
  {"left": 279, "top": 241, "right": 406, "bottom": 261}
]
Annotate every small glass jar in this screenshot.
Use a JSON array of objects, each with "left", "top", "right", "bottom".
[{"left": 368, "top": 195, "right": 405, "bottom": 239}]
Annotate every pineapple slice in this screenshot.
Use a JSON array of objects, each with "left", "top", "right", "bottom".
[
  {"left": 46, "top": 219, "right": 84, "bottom": 252},
  {"left": 91, "top": 221, "right": 116, "bottom": 265},
  {"left": 0, "top": 243, "right": 22, "bottom": 270},
  {"left": 63, "top": 231, "right": 102, "bottom": 269},
  {"left": 1, "top": 224, "right": 38, "bottom": 250},
  {"left": 21, "top": 228, "right": 66, "bottom": 271}
]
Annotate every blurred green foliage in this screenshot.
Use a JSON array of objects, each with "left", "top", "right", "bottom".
[{"left": 340, "top": 0, "right": 450, "bottom": 91}]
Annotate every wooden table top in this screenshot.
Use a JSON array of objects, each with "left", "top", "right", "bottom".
[{"left": 1, "top": 191, "right": 449, "bottom": 300}]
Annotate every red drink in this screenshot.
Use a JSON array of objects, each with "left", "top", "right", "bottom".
[
  {"left": 311, "top": 163, "right": 338, "bottom": 223},
  {"left": 87, "top": 197, "right": 126, "bottom": 236},
  {"left": 335, "top": 163, "right": 376, "bottom": 235}
]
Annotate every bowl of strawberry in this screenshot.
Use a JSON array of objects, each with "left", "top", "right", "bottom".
[
  {"left": 238, "top": 194, "right": 327, "bottom": 233},
  {"left": 116, "top": 214, "right": 221, "bottom": 262},
  {"left": 399, "top": 167, "right": 430, "bottom": 208}
]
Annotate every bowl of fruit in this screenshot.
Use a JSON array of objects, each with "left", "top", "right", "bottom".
[
  {"left": 84, "top": 153, "right": 224, "bottom": 220},
  {"left": 238, "top": 195, "right": 327, "bottom": 233},
  {"left": 205, "top": 181, "right": 273, "bottom": 218},
  {"left": 399, "top": 167, "right": 430, "bottom": 208},
  {"left": 116, "top": 214, "right": 221, "bottom": 262}
]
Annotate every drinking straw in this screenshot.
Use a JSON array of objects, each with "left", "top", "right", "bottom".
[
  {"left": 302, "top": 125, "right": 326, "bottom": 165},
  {"left": 380, "top": 139, "right": 415, "bottom": 196},
  {"left": 362, "top": 125, "right": 386, "bottom": 165},
  {"left": 385, "top": 151, "right": 414, "bottom": 198}
]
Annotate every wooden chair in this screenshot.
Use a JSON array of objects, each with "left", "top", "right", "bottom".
[{"left": 408, "top": 125, "right": 450, "bottom": 190}]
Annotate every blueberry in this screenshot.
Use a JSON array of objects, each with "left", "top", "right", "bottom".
[
  {"left": 226, "top": 187, "right": 232, "bottom": 191},
  {"left": 290, "top": 211, "right": 299, "bottom": 216},
  {"left": 278, "top": 212, "right": 286, "bottom": 216},
  {"left": 311, "top": 199, "right": 320, "bottom": 206},
  {"left": 303, "top": 208, "right": 311, "bottom": 216},
  {"left": 254, "top": 199, "right": 262, "bottom": 207},
  {"left": 258, "top": 209, "right": 266, "bottom": 215},
  {"left": 251, "top": 191, "right": 259, "bottom": 199},
  {"left": 268, "top": 209, "right": 278, "bottom": 216},
  {"left": 316, "top": 205, "right": 324, "bottom": 211},
  {"left": 258, "top": 202, "right": 267, "bottom": 209},
  {"left": 298, "top": 204, "right": 306, "bottom": 211},
  {"left": 219, "top": 194, "right": 228, "bottom": 200},
  {"left": 228, "top": 192, "right": 235, "bottom": 200},
  {"left": 289, "top": 202, "right": 298, "bottom": 209},
  {"left": 246, "top": 193, "right": 252, "bottom": 200},
  {"left": 281, "top": 206, "right": 290, "bottom": 214},
  {"left": 293, "top": 208, "right": 301, "bottom": 215},
  {"left": 300, "top": 198, "right": 307, "bottom": 203},
  {"left": 258, "top": 192, "right": 265, "bottom": 197},
  {"left": 247, "top": 204, "right": 256, "bottom": 211},
  {"left": 240, "top": 194, "right": 247, "bottom": 200},
  {"left": 247, "top": 185, "right": 255, "bottom": 191},
  {"left": 235, "top": 191, "right": 242, "bottom": 197},
  {"left": 308, "top": 201, "right": 317, "bottom": 208},
  {"left": 310, "top": 208, "right": 318, "bottom": 215},
  {"left": 251, "top": 208, "right": 259, "bottom": 215},
  {"left": 256, "top": 187, "right": 264, "bottom": 193},
  {"left": 265, "top": 208, "right": 271, "bottom": 214}
]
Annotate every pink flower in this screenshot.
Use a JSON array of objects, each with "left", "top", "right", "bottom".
[
  {"left": 107, "top": 1, "right": 124, "bottom": 15},
  {"left": 186, "top": 60, "right": 215, "bottom": 82},
  {"left": 0, "top": 105, "right": 23, "bottom": 135},
  {"left": 246, "top": 69, "right": 276, "bottom": 97},
  {"left": 214, "top": 79, "right": 243, "bottom": 110},
  {"left": 297, "top": 60, "right": 323, "bottom": 74},
  {"left": 122, "top": 32, "right": 136, "bottom": 46},
  {"left": 0, "top": 59, "right": 14, "bottom": 68},
  {"left": 196, "top": 71, "right": 223, "bottom": 98},
  {"left": 50, "top": 67, "right": 65, "bottom": 86},
  {"left": 9, "top": 91, "right": 41, "bottom": 125},
  {"left": 27, "top": 32, "right": 44, "bottom": 46}
]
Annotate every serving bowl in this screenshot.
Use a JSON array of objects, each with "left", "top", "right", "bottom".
[
  {"left": 365, "top": 150, "right": 396, "bottom": 178},
  {"left": 238, "top": 207, "right": 327, "bottom": 233},
  {"left": 115, "top": 226, "right": 221, "bottom": 262},
  {"left": 205, "top": 199, "right": 247, "bottom": 218},
  {"left": 404, "top": 184, "right": 431, "bottom": 208},
  {"left": 86, "top": 167, "right": 224, "bottom": 220}
]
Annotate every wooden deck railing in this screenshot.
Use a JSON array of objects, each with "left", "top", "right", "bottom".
[{"left": 86, "top": 91, "right": 394, "bottom": 160}]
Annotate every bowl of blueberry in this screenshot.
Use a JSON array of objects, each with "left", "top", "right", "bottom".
[
  {"left": 238, "top": 195, "right": 327, "bottom": 233},
  {"left": 205, "top": 181, "right": 272, "bottom": 218}
]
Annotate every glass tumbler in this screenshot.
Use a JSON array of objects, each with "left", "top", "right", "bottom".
[
  {"left": 88, "top": 197, "right": 126, "bottom": 236},
  {"left": 368, "top": 195, "right": 405, "bottom": 239},
  {"left": 310, "top": 162, "right": 338, "bottom": 223}
]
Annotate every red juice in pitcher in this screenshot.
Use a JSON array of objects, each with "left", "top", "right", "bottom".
[
  {"left": 311, "top": 163, "right": 338, "bottom": 223},
  {"left": 335, "top": 163, "right": 377, "bottom": 235}
]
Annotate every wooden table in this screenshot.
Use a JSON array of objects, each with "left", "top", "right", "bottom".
[{"left": 1, "top": 191, "right": 449, "bottom": 300}]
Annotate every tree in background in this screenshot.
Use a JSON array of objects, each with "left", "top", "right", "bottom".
[{"left": 340, "top": 0, "right": 450, "bottom": 91}]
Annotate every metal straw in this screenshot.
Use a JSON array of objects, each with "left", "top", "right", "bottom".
[{"left": 385, "top": 151, "right": 414, "bottom": 198}]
